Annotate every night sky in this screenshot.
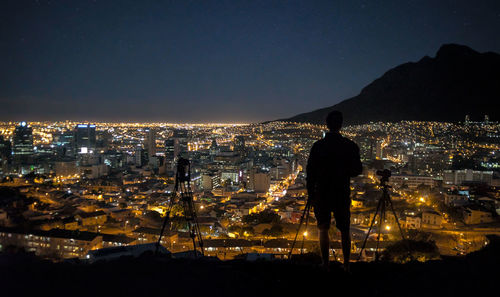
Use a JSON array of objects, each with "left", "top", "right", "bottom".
[{"left": 2, "top": 1, "right": 500, "bottom": 123}]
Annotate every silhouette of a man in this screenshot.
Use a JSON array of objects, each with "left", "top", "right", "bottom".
[{"left": 306, "top": 111, "right": 362, "bottom": 271}]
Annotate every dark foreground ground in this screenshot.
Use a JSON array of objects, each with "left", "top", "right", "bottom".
[{"left": 1, "top": 237, "right": 499, "bottom": 297}]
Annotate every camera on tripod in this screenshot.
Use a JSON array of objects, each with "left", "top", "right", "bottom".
[
  {"left": 376, "top": 169, "right": 391, "bottom": 183},
  {"left": 176, "top": 157, "right": 191, "bottom": 183},
  {"left": 358, "top": 168, "right": 407, "bottom": 261},
  {"left": 157, "top": 157, "right": 204, "bottom": 257}
]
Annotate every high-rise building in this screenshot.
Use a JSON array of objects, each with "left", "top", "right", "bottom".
[
  {"left": 96, "top": 131, "right": 112, "bottom": 150},
  {"left": 164, "top": 139, "right": 176, "bottom": 173},
  {"left": 248, "top": 170, "right": 270, "bottom": 193},
  {"left": 375, "top": 139, "right": 384, "bottom": 160},
  {"left": 12, "top": 122, "right": 34, "bottom": 156},
  {"left": 171, "top": 129, "right": 188, "bottom": 158},
  {"left": 0, "top": 136, "right": 11, "bottom": 175},
  {"left": 75, "top": 124, "right": 96, "bottom": 154},
  {"left": 0, "top": 136, "right": 11, "bottom": 160},
  {"left": 484, "top": 115, "right": 489, "bottom": 124},
  {"left": 234, "top": 136, "right": 246, "bottom": 154},
  {"left": 209, "top": 139, "right": 219, "bottom": 156},
  {"left": 53, "top": 130, "right": 75, "bottom": 157},
  {"left": 145, "top": 128, "right": 156, "bottom": 158},
  {"left": 165, "top": 139, "right": 175, "bottom": 160},
  {"left": 135, "top": 147, "right": 147, "bottom": 167}
]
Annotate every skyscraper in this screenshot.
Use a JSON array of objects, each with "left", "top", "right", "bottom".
[
  {"left": 135, "top": 147, "right": 147, "bottom": 167},
  {"left": 75, "top": 124, "right": 96, "bottom": 154},
  {"left": 165, "top": 139, "right": 175, "bottom": 160},
  {"left": 172, "top": 129, "right": 188, "bottom": 157},
  {"left": 12, "top": 122, "right": 34, "bottom": 156},
  {"left": 0, "top": 135, "right": 11, "bottom": 160},
  {"left": 164, "top": 139, "right": 176, "bottom": 173},
  {"left": 234, "top": 136, "right": 246, "bottom": 155},
  {"left": 0, "top": 135, "right": 11, "bottom": 175},
  {"left": 53, "top": 130, "right": 75, "bottom": 157},
  {"left": 145, "top": 128, "right": 156, "bottom": 158},
  {"left": 209, "top": 138, "right": 219, "bottom": 156}
]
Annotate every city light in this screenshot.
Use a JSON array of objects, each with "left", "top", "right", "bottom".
[{"left": 0, "top": 119, "right": 497, "bottom": 263}]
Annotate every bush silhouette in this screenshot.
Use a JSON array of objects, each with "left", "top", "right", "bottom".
[{"left": 381, "top": 240, "right": 440, "bottom": 263}]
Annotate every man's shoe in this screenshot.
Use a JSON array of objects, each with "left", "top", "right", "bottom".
[
  {"left": 343, "top": 262, "right": 351, "bottom": 274},
  {"left": 320, "top": 261, "right": 330, "bottom": 272}
]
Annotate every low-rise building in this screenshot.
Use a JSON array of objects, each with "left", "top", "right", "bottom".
[
  {"left": 444, "top": 193, "right": 469, "bottom": 206},
  {"left": 0, "top": 227, "right": 102, "bottom": 259},
  {"left": 443, "top": 169, "right": 493, "bottom": 187},
  {"left": 390, "top": 174, "right": 434, "bottom": 189},
  {"left": 421, "top": 211, "right": 443, "bottom": 229},
  {"left": 101, "top": 234, "right": 136, "bottom": 248},
  {"left": 131, "top": 227, "right": 178, "bottom": 249},
  {"left": 75, "top": 211, "right": 107, "bottom": 227},
  {"left": 405, "top": 215, "right": 421, "bottom": 229},
  {"left": 351, "top": 198, "right": 364, "bottom": 208},
  {"left": 463, "top": 206, "right": 494, "bottom": 225}
]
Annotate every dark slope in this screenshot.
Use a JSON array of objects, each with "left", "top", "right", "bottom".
[
  {"left": 2, "top": 236, "right": 500, "bottom": 297},
  {"left": 282, "top": 44, "right": 500, "bottom": 125}
]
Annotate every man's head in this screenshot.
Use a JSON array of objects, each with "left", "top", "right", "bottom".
[{"left": 326, "top": 110, "right": 343, "bottom": 132}]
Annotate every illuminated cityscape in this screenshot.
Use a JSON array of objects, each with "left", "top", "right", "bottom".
[
  {"left": 0, "top": 118, "right": 498, "bottom": 261},
  {"left": 2, "top": 1, "right": 500, "bottom": 296}
]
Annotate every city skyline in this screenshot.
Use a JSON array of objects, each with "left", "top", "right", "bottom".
[
  {"left": 2, "top": 0, "right": 500, "bottom": 122},
  {"left": 2, "top": 1, "right": 500, "bottom": 295}
]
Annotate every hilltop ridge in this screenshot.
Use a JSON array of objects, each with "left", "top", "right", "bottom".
[
  {"left": 2, "top": 235, "right": 499, "bottom": 297},
  {"left": 280, "top": 44, "right": 500, "bottom": 125}
]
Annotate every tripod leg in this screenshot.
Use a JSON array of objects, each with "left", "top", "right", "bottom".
[
  {"left": 192, "top": 210, "right": 205, "bottom": 256},
  {"left": 156, "top": 211, "right": 170, "bottom": 253},
  {"left": 386, "top": 193, "right": 414, "bottom": 261},
  {"left": 375, "top": 199, "right": 386, "bottom": 261},
  {"left": 387, "top": 194, "right": 406, "bottom": 240},
  {"left": 289, "top": 201, "right": 311, "bottom": 259},
  {"left": 300, "top": 206, "right": 311, "bottom": 255},
  {"left": 357, "top": 195, "right": 383, "bottom": 261},
  {"left": 188, "top": 221, "right": 198, "bottom": 258},
  {"left": 156, "top": 194, "right": 176, "bottom": 254},
  {"left": 181, "top": 180, "right": 204, "bottom": 257}
]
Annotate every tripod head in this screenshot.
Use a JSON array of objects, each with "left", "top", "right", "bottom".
[
  {"left": 175, "top": 157, "right": 191, "bottom": 193},
  {"left": 376, "top": 169, "right": 391, "bottom": 188},
  {"left": 176, "top": 157, "right": 190, "bottom": 182}
]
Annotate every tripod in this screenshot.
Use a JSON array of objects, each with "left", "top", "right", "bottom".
[
  {"left": 358, "top": 174, "right": 405, "bottom": 261},
  {"left": 156, "top": 157, "right": 204, "bottom": 257},
  {"left": 288, "top": 198, "right": 313, "bottom": 258}
]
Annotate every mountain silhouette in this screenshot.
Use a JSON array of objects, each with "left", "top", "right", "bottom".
[{"left": 280, "top": 44, "right": 500, "bottom": 125}]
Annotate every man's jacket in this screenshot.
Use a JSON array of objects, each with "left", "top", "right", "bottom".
[{"left": 306, "top": 132, "right": 363, "bottom": 202}]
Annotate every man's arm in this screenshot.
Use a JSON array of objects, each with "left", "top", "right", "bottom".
[
  {"left": 349, "top": 142, "right": 363, "bottom": 177},
  {"left": 306, "top": 143, "right": 318, "bottom": 202}
]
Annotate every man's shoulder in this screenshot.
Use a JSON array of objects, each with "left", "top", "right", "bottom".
[
  {"left": 341, "top": 136, "right": 359, "bottom": 149},
  {"left": 311, "top": 138, "right": 327, "bottom": 149},
  {"left": 323, "top": 134, "right": 359, "bottom": 149}
]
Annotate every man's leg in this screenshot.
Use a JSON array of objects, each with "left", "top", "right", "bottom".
[
  {"left": 335, "top": 201, "right": 351, "bottom": 272},
  {"left": 313, "top": 200, "right": 331, "bottom": 268},
  {"left": 341, "top": 229, "right": 351, "bottom": 272},
  {"left": 319, "top": 227, "right": 330, "bottom": 267}
]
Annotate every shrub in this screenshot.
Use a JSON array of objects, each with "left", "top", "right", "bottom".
[{"left": 381, "top": 240, "right": 440, "bottom": 263}]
